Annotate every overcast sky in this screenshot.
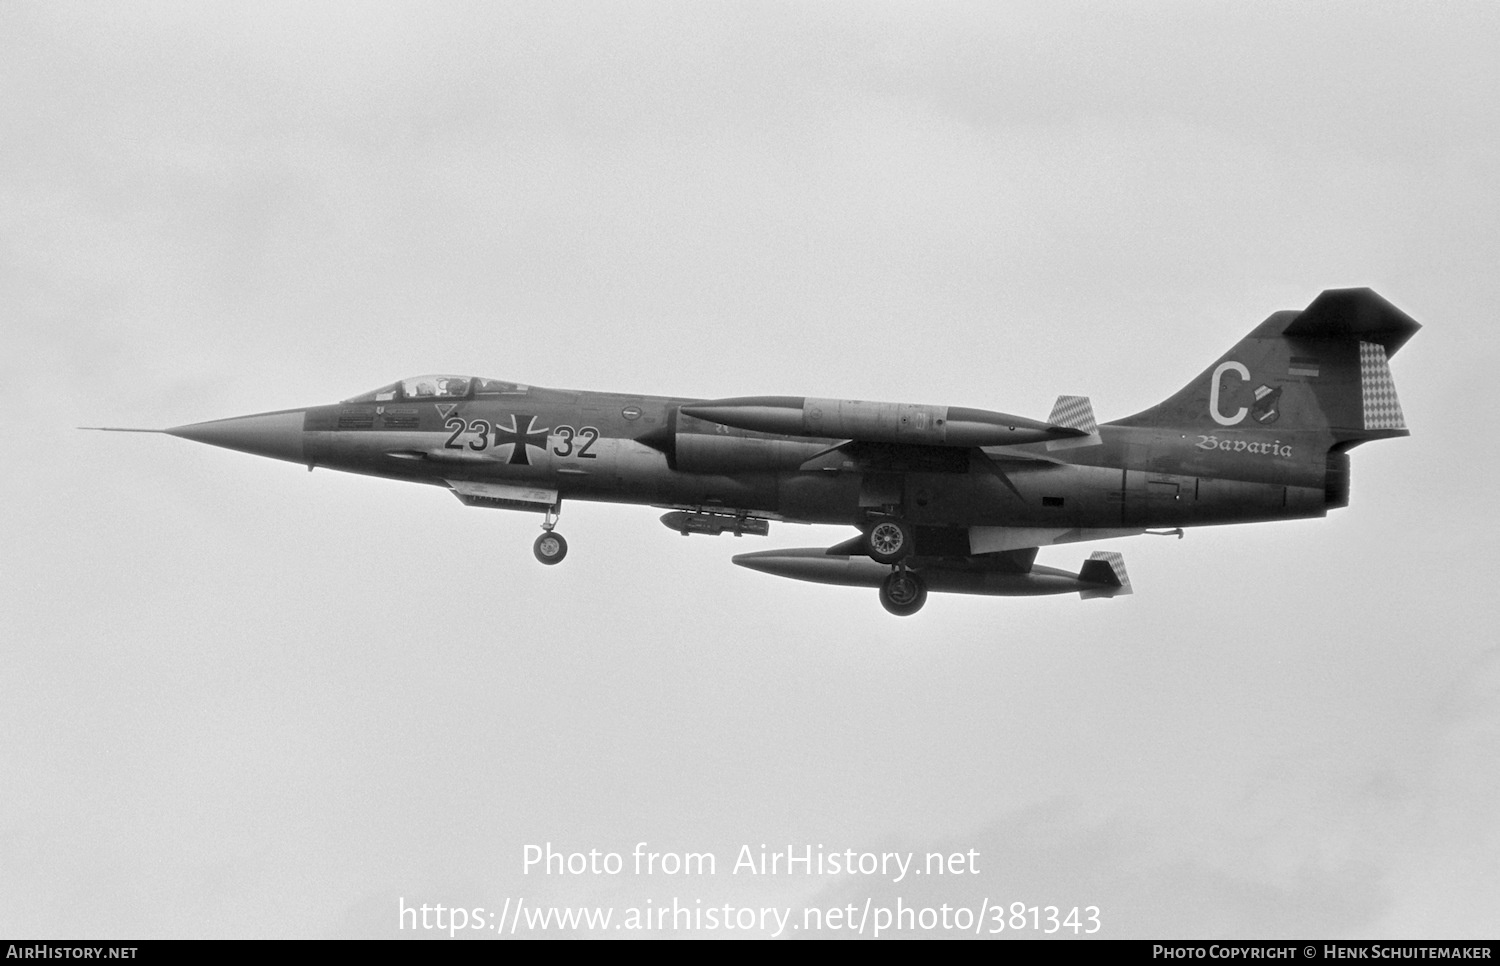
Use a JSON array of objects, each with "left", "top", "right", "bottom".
[{"left": 3, "top": 1, "right": 1498, "bottom": 939}]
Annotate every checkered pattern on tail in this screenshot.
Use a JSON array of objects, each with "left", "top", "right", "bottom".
[
  {"left": 1360, "top": 341, "right": 1407, "bottom": 431},
  {"left": 1048, "top": 395, "right": 1099, "bottom": 435}
]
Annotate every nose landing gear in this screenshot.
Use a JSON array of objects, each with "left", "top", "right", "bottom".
[
  {"left": 533, "top": 531, "right": 568, "bottom": 564},
  {"left": 533, "top": 503, "right": 568, "bottom": 565}
]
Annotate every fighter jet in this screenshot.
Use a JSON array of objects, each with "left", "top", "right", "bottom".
[{"left": 88, "top": 288, "right": 1418, "bottom": 615}]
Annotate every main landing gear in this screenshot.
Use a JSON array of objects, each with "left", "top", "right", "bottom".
[
  {"left": 865, "top": 518, "right": 914, "bottom": 565},
  {"left": 879, "top": 567, "right": 927, "bottom": 617},
  {"left": 533, "top": 503, "right": 568, "bottom": 565},
  {"left": 866, "top": 516, "right": 925, "bottom": 615}
]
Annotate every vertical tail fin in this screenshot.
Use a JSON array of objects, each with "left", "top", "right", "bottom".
[{"left": 1110, "top": 288, "right": 1419, "bottom": 444}]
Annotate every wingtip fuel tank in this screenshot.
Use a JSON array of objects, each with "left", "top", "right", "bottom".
[{"left": 731, "top": 547, "right": 1132, "bottom": 600}]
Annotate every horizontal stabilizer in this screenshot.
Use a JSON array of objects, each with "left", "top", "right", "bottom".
[{"left": 1282, "top": 287, "right": 1421, "bottom": 356}]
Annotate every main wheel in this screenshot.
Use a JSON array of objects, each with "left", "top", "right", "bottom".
[
  {"left": 879, "top": 570, "right": 927, "bottom": 616},
  {"left": 533, "top": 531, "right": 568, "bottom": 565},
  {"left": 866, "top": 519, "right": 913, "bottom": 564}
]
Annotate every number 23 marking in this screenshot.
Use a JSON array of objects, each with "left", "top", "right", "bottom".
[{"left": 445, "top": 417, "right": 489, "bottom": 451}]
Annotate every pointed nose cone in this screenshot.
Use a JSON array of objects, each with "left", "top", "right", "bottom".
[{"left": 167, "top": 409, "right": 307, "bottom": 464}]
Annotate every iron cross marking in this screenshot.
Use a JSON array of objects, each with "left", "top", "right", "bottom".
[{"left": 495, "top": 414, "right": 550, "bottom": 465}]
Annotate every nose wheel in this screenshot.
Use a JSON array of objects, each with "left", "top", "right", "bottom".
[
  {"left": 533, "top": 530, "right": 568, "bottom": 565},
  {"left": 879, "top": 568, "right": 927, "bottom": 616},
  {"left": 533, "top": 503, "right": 567, "bottom": 565}
]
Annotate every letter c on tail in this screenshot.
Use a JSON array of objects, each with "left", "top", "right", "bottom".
[{"left": 1209, "top": 361, "right": 1250, "bottom": 426}]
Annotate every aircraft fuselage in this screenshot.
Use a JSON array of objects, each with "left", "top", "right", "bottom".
[
  {"left": 266, "top": 387, "right": 1332, "bottom": 532},
  {"left": 106, "top": 287, "right": 1417, "bottom": 615}
]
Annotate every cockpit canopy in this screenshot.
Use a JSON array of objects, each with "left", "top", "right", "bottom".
[{"left": 342, "top": 375, "right": 529, "bottom": 404}]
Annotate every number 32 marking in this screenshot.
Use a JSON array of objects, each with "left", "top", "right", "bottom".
[{"left": 551, "top": 425, "right": 599, "bottom": 459}]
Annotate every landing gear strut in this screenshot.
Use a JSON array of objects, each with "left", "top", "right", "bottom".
[
  {"left": 533, "top": 503, "right": 568, "bottom": 565},
  {"left": 879, "top": 568, "right": 927, "bottom": 617}
]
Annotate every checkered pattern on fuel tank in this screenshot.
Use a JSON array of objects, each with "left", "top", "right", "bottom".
[
  {"left": 1087, "top": 550, "right": 1131, "bottom": 592},
  {"left": 1360, "top": 341, "right": 1407, "bottom": 430}
]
